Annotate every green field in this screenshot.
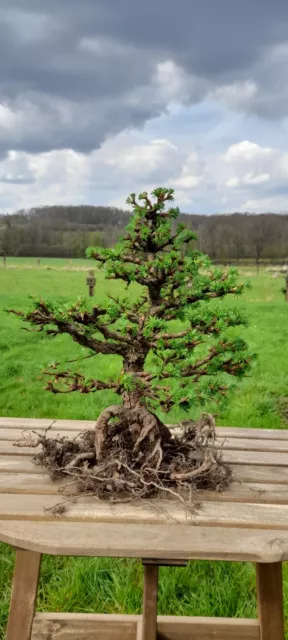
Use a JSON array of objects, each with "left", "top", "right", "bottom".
[{"left": 0, "top": 258, "right": 288, "bottom": 637}]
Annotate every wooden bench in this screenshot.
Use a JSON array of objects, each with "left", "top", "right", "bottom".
[{"left": 0, "top": 417, "right": 287, "bottom": 640}]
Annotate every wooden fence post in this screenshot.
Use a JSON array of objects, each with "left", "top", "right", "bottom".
[{"left": 86, "top": 270, "right": 96, "bottom": 297}]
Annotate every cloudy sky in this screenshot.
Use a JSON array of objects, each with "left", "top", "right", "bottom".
[{"left": 1, "top": 0, "right": 288, "bottom": 213}]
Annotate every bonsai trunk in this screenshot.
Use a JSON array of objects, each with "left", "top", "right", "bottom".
[{"left": 94, "top": 349, "right": 171, "bottom": 463}]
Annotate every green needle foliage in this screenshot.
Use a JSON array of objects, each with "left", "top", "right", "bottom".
[{"left": 12, "top": 187, "right": 254, "bottom": 417}]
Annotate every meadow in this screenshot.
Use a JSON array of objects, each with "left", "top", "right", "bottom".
[{"left": 0, "top": 257, "right": 288, "bottom": 637}]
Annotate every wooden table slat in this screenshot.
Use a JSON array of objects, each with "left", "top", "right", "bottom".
[
  {"left": 32, "top": 613, "right": 260, "bottom": 640},
  {"left": 2, "top": 456, "right": 288, "bottom": 486},
  {"left": 2, "top": 434, "right": 288, "bottom": 455},
  {"left": 1, "top": 472, "right": 288, "bottom": 504},
  {"left": 0, "top": 520, "right": 288, "bottom": 561},
  {"left": 2, "top": 446, "right": 288, "bottom": 466},
  {"left": 216, "top": 427, "right": 288, "bottom": 441},
  {"left": 230, "top": 465, "right": 288, "bottom": 484},
  {"left": 0, "top": 418, "right": 55, "bottom": 429},
  {"left": 0, "top": 417, "right": 287, "bottom": 441},
  {"left": 1, "top": 493, "right": 288, "bottom": 530}
]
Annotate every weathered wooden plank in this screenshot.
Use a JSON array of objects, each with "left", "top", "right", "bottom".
[
  {"left": 156, "top": 616, "right": 259, "bottom": 640},
  {"left": 0, "top": 520, "right": 288, "bottom": 561},
  {"left": 216, "top": 427, "right": 288, "bottom": 441},
  {"left": 230, "top": 464, "right": 288, "bottom": 484},
  {"left": 52, "top": 419, "right": 96, "bottom": 430},
  {"left": 32, "top": 613, "right": 260, "bottom": 640},
  {"left": 6, "top": 549, "right": 41, "bottom": 640},
  {"left": 0, "top": 428, "right": 79, "bottom": 441},
  {"left": 1, "top": 473, "right": 288, "bottom": 505},
  {"left": 2, "top": 446, "right": 288, "bottom": 466},
  {"left": 256, "top": 563, "right": 284, "bottom": 640},
  {"left": 0, "top": 441, "right": 41, "bottom": 455},
  {"left": 200, "top": 483, "right": 288, "bottom": 505},
  {"left": 0, "top": 418, "right": 287, "bottom": 440},
  {"left": 4, "top": 437, "right": 288, "bottom": 457},
  {"left": 216, "top": 438, "right": 288, "bottom": 453},
  {"left": 224, "top": 450, "right": 288, "bottom": 466},
  {"left": 2, "top": 493, "right": 288, "bottom": 529},
  {"left": 0, "top": 472, "right": 64, "bottom": 493},
  {"left": 32, "top": 613, "right": 138, "bottom": 639},
  {"left": 0, "top": 417, "right": 54, "bottom": 428},
  {"left": 3, "top": 436, "right": 288, "bottom": 456},
  {"left": 0, "top": 456, "right": 39, "bottom": 473},
  {"left": 1, "top": 454, "right": 288, "bottom": 493}
]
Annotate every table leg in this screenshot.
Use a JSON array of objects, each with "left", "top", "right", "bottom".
[
  {"left": 141, "top": 563, "right": 159, "bottom": 640},
  {"left": 6, "top": 549, "right": 41, "bottom": 640},
  {"left": 256, "top": 562, "right": 285, "bottom": 640}
]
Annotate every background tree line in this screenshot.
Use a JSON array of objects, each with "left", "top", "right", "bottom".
[{"left": 0, "top": 205, "right": 288, "bottom": 264}]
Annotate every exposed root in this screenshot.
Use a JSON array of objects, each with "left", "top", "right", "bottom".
[
  {"left": 66, "top": 451, "right": 95, "bottom": 469},
  {"left": 15, "top": 408, "right": 231, "bottom": 504}
]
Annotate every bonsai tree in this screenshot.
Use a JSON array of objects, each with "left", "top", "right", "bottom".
[{"left": 11, "top": 188, "right": 253, "bottom": 501}]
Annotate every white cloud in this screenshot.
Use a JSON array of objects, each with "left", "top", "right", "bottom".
[
  {"left": 0, "top": 133, "right": 200, "bottom": 211},
  {"left": 0, "top": 148, "right": 89, "bottom": 210},
  {"left": 2, "top": 131, "right": 288, "bottom": 215},
  {"left": 154, "top": 60, "right": 206, "bottom": 105},
  {"left": 102, "top": 138, "right": 180, "bottom": 179},
  {"left": 222, "top": 140, "right": 288, "bottom": 190},
  {"left": 168, "top": 151, "right": 205, "bottom": 189},
  {"left": 240, "top": 196, "right": 288, "bottom": 213},
  {"left": 0, "top": 120, "right": 210, "bottom": 211},
  {"left": 223, "top": 140, "right": 274, "bottom": 164},
  {"left": 225, "top": 173, "right": 270, "bottom": 188}
]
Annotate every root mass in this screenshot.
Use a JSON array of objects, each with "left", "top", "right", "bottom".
[{"left": 25, "top": 409, "right": 231, "bottom": 503}]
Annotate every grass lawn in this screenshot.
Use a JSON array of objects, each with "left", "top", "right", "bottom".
[{"left": 0, "top": 259, "right": 288, "bottom": 637}]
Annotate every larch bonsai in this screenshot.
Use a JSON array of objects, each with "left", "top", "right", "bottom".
[{"left": 11, "top": 188, "right": 253, "bottom": 502}]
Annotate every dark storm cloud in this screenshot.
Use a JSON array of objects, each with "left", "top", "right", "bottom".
[{"left": 1, "top": 0, "right": 288, "bottom": 154}]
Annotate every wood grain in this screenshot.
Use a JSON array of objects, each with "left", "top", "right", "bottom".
[
  {"left": 3, "top": 436, "right": 288, "bottom": 456},
  {"left": 0, "top": 472, "right": 64, "bottom": 494},
  {"left": 32, "top": 613, "right": 260, "bottom": 640},
  {"left": 230, "top": 464, "right": 288, "bottom": 484},
  {"left": 216, "top": 438, "right": 288, "bottom": 453},
  {"left": 1, "top": 472, "right": 288, "bottom": 505},
  {"left": 256, "top": 563, "right": 284, "bottom": 640},
  {"left": 0, "top": 417, "right": 287, "bottom": 440},
  {"left": 6, "top": 549, "right": 41, "bottom": 640},
  {"left": 223, "top": 450, "right": 288, "bottom": 466},
  {"left": 142, "top": 564, "right": 158, "bottom": 640},
  {"left": 32, "top": 613, "right": 138, "bottom": 639},
  {"left": 0, "top": 521, "right": 287, "bottom": 561},
  {"left": 0, "top": 428, "right": 78, "bottom": 441},
  {"left": 2, "top": 447, "right": 288, "bottom": 468},
  {"left": 216, "top": 427, "right": 288, "bottom": 441},
  {"left": 0, "top": 456, "right": 40, "bottom": 473},
  {"left": 0, "top": 417, "right": 54, "bottom": 429},
  {"left": 2, "top": 493, "right": 288, "bottom": 530},
  {"left": 2, "top": 455, "right": 288, "bottom": 487}
]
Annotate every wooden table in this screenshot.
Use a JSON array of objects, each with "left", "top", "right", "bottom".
[{"left": 0, "top": 417, "right": 288, "bottom": 640}]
